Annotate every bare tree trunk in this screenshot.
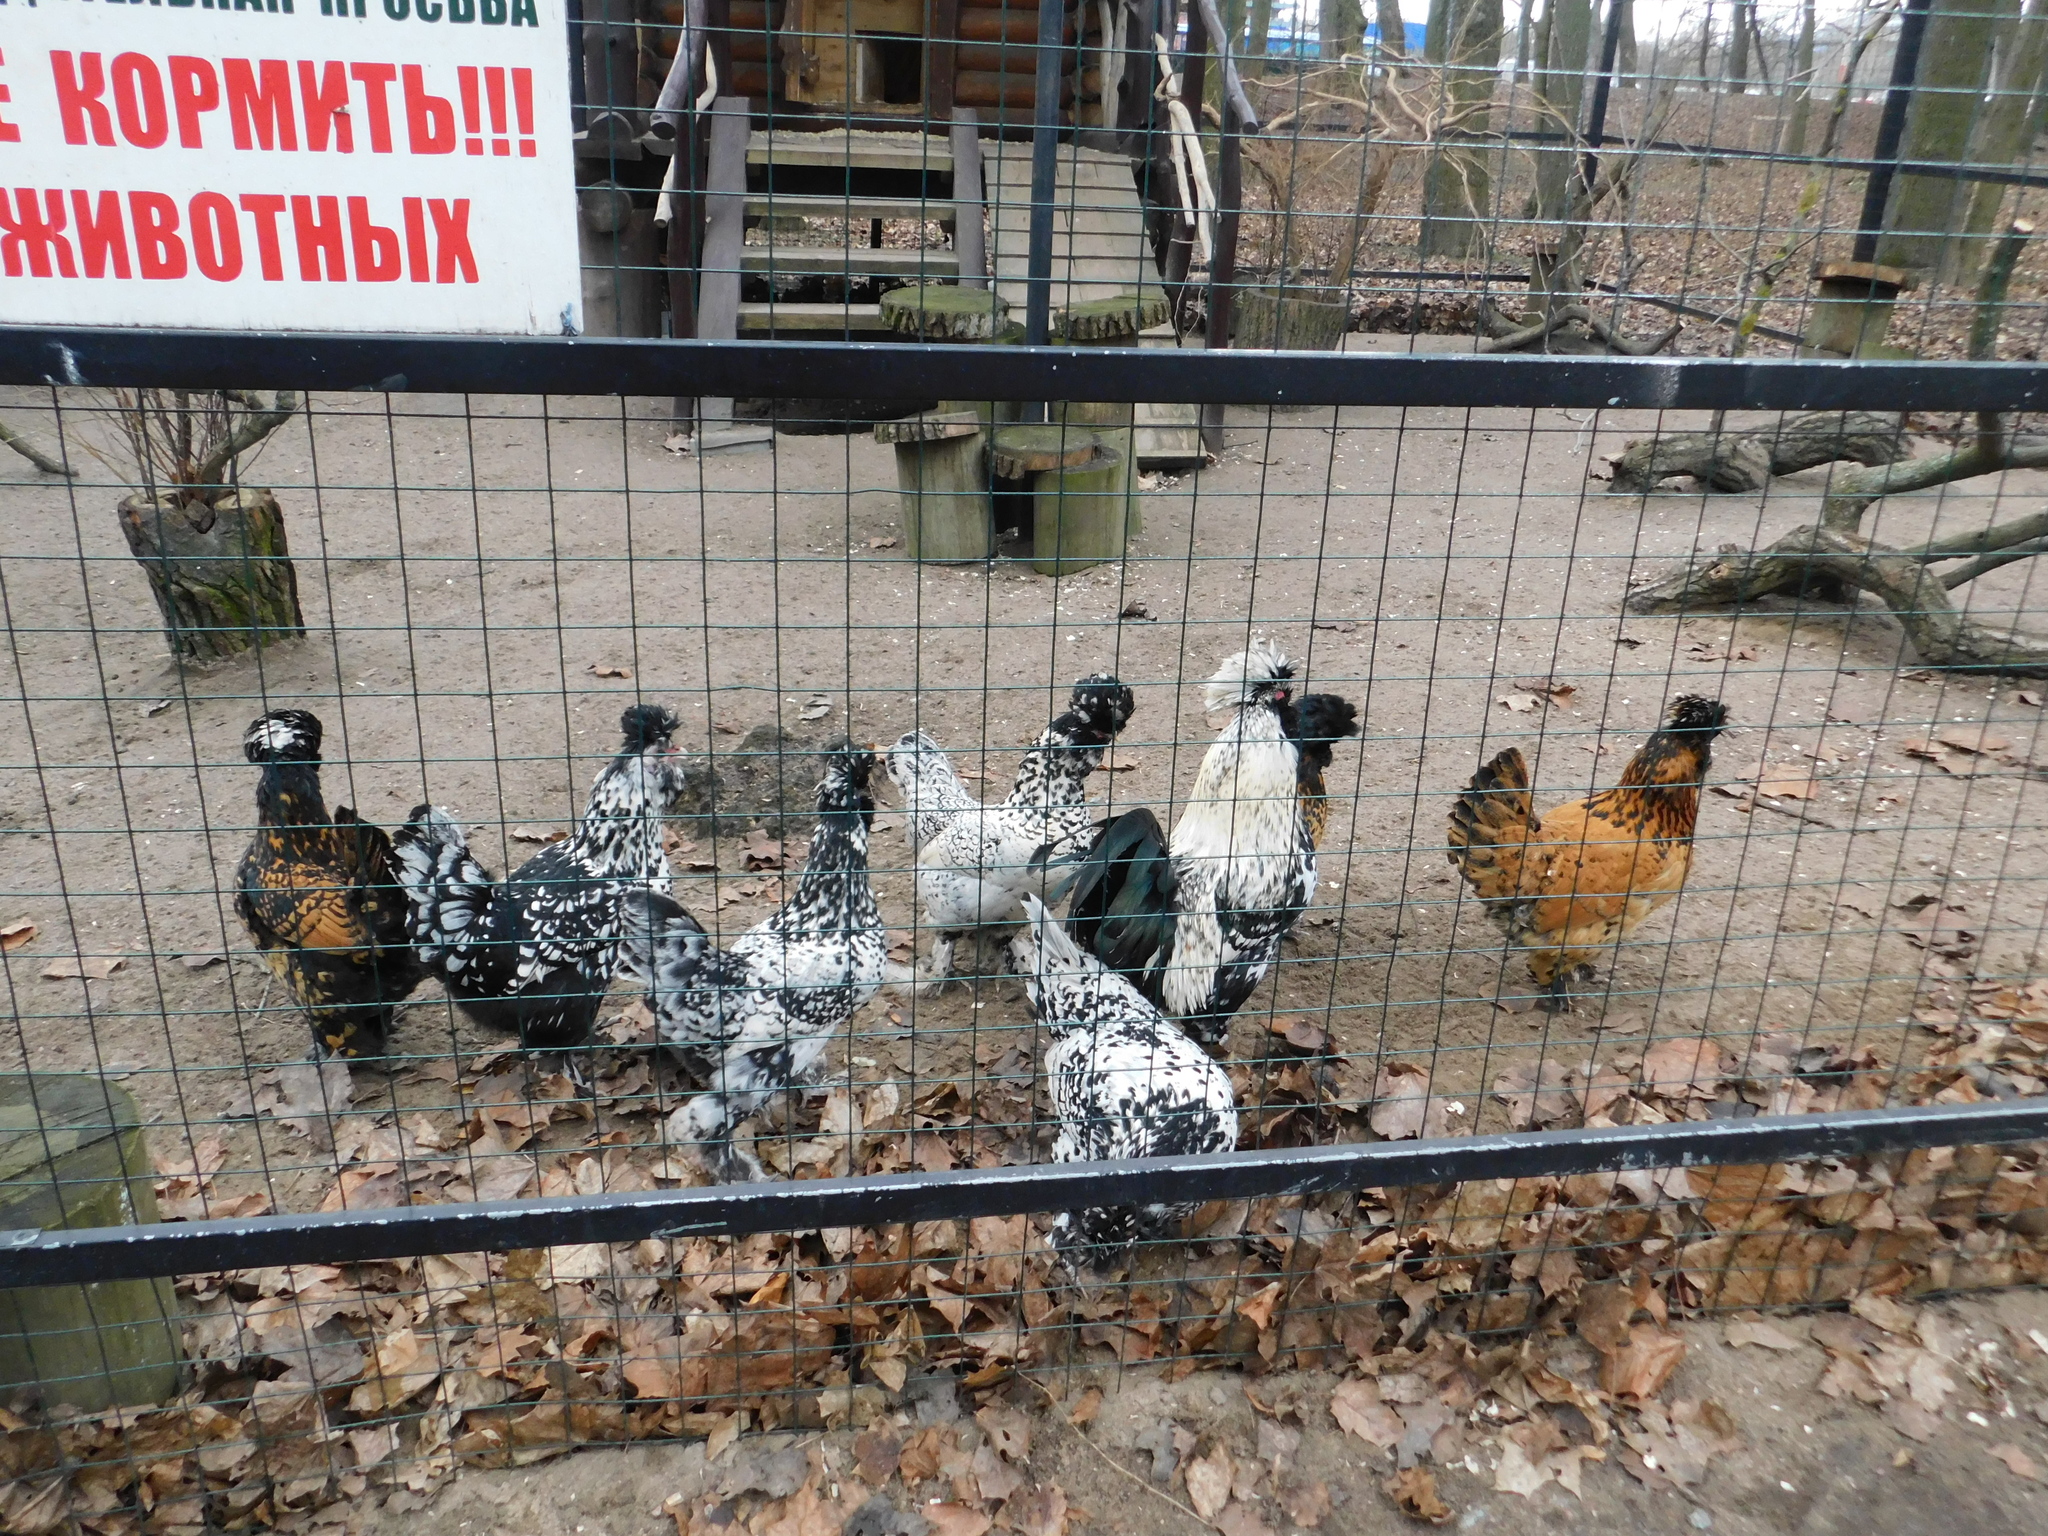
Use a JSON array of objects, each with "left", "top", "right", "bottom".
[
  {"left": 1533, "top": 0, "right": 1593, "bottom": 256},
  {"left": 1616, "top": 0, "right": 1636, "bottom": 77},
  {"left": 1248, "top": 0, "right": 1275, "bottom": 60},
  {"left": 1512, "top": 0, "right": 1537, "bottom": 84},
  {"left": 1421, "top": 0, "right": 1506, "bottom": 257},
  {"left": 1955, "top": 0, "right": 2048, "bottom": 283},
  {"left": 1874, "top": 0, "right": 2002, "bottom": 284},
  {"left": 1784, "top": 0, "right": 1818, "bottom": 154},
  {"left": 1726, "top": 0, "right": 1751, "bottom": 92},
  {"left": 1378, "top": 0, "right": 1408, "bottom": 55},
  {"left": 1698, "top": 2, "right": 1715, "bottom": 89}
]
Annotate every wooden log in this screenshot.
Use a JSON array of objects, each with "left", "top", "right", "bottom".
[
  {"left": 1604, "top": 411, "right": 1910, "bottom": 496},
  {"left": 894, "top": 430, "right": 993, "bottom": 562},
  {"left": 1, "top": 1074, "right": 182, "bottom": 1411},
  {"left": 875, "top": 410, "right": 985, "bottom": 442},
  {"left": 881, "top": 284, "right": 1011, "bottom": 339},
  {"left": 1233, "top": 285, "right": 1351, "bottom": 351},
  {"left": 957, "top": 8, "right": 1076, "bottom": 45},
  {"left": 1051, "top": 291, "right": 1171, "bottom": 342},
  {"left": 955, "top": 70, "right": 1073, "bottom": 109},
  {"left": 992, "top": 424, "right": 1099, "bottom": 479},
  {"left": 1055, "top": 399, "right": 1140, "bottom": 536},
  {"left": 1032, "top": 446, "right": 1129, "bottom": 577},
  {"left": 116, "top": 489, "right": 305, "bottom": 662}
]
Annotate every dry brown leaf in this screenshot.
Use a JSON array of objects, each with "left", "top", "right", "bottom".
[
  {"left": 40, "top": 953, "right": 122, "bottom": 980},
  {"left": 1497, "top": 692, "right": 1542, "bottom": 713},
  {"left": 1331, "top": 1378, "right": 1403, "bottom": 1448},
  {"left": 977, "top": 1403, "right": 1031, "bottom": 1462},
  {"left": 1002, "top": 1485, "right": 1070, "bottom": 1536},
  {"left": 1211, "top": 1501, "right": 1278, "bottom": 1536},
  {"left": 923, "top": 1506, "right": 993, "bottom": 1536},
  {"left": 868, "top": 536, "right": 899, "bottom": 551},
  {"left": 1598, "top": 1326, "right": 1687, "bottom": 1399},
  {"left": 1989, "top": 1444, "right": 2043, "bottom": 1481},
  {"left": 1725, "top": 1319, "right": 1801, "bottom": 1351},
  {"left": 509, "top": 825, "right": 566, "bottom": 844},
  {"left": 1576, "top": 1283, "right": 1637, "bottom": 1354},
  {"left": 0, "top": 919, "right": 34, "bottom": 952},
  {"left": 1938, "top": 726, "right": 2012, "bottom": 755},
  {"left": 1382, "top": 1466, "right": 1451, "bottom": 1524},
  {"left": 1278, "top": 1476, "right": 1331, "bottom": 1529},
  {"left": 1184, "top": 1444, "right": 1234, "bottom": 1520},
  {"left": 1066, "top": 1387, "right": 1103, "bottom": 1427}
]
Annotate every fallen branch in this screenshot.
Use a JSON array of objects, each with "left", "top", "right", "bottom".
[
  {"left": 1628, "top": 520, "right": 2048, "bottom": 675},
  {"left": 1604, "top": 411, "right": 1910, "bottom": 495},
  {"left": 0, "top": 416, "right": 75, "bottom": 477}
]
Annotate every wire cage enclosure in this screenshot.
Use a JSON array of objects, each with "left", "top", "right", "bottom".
[{"left": 1, "top": 328, "right": 2047, "bottom": 1531}]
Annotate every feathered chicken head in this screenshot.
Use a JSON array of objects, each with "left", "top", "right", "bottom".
[
  {"left": 1056, "top": 673, "right": 1137, "bottom": 744},
  {"left": 884, "top": 729, "right": 952, "bottom": 794},
  {"left": 612, "top": 703, "right": 689, "bottom": 808},
  {"left": 817, "top": 738, "right": 880, "bottom": 827},
  {"left": 243, "top": 709, "right": 324, "bottom": 765},
  {"left": 1202, "top": 642, "right": 1297, "bottom": 714}
]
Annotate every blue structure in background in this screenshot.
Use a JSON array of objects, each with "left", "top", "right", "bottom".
[{"left": 1256, "top": 20, "right": 1423, "bottom": 58}]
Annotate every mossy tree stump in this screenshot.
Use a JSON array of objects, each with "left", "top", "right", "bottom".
[
  {"left": 1, "top": 1075, "right": 181, "bottom": 1411},
  {"left": 1050, "top": 293, "right": 1167, "bottom": 538},
  {"left": 117, "top": 489, "right": 306, "bottom": 662},
  {"left": 1234, "top": 285, "right": 1352, "bottom": 351},
  {"left": 881, "top": 285, "right": 1012, "bottom": 340},
  {"left": 876, "top": 411, "right": 992, "bottom": 562},
  {"left": 1030, "top": 446, "right": 1128, "bottom": 577}
]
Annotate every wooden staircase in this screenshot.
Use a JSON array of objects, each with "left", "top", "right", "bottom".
[{"left": 696, "top": 115, "right": 987, "bottom": 342}]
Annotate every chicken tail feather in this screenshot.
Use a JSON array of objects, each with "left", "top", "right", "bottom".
[
  {"left": 1447, "top": 747, "right": 1535, "bottom": 907},
  {"left": 1062, "top": 806, "right": 1177, "bottom": 982}
]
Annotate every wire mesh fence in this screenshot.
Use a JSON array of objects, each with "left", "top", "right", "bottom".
[
  {"left": 568, "top": 0, "right": 2048, "bottom": 377},
  {"left": 2, "top": 328, "right": 2048, "bottom": 1527}
]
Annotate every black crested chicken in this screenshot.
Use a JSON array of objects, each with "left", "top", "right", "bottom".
[
  {"left": 1058, "top": 644, "right": 1358, "bottom": 1054},
  {"left": 1446, "top": 694, "right": 1729, "bottom": 1010},
  {"left": 392, "top": 704, "right": 688, "bottom": 1067},
  {"left": 234, "top": 709, "right": 423, "bottom": 1061}
]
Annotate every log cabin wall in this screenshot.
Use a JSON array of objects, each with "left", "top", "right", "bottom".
[{"left": 646, "top": 0, "right": 1096, "bottom": 132}]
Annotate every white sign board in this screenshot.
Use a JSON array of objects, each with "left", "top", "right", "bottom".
[{"left": 0, "top": 0, "right": 582, "bottom": 334}]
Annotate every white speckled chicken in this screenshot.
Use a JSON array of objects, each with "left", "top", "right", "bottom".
[
  {"left": 1061, "top": 645, "right": 1356, "bottom": 1054},
  {"left": 618, "top": 741, "right": 896, "bottom": 1182},
  {"left": 885, "top": 673, "right": 1133, "bottom": 993},
  {"left": 390, "top": 704, "right": 687, "bottom": 1068},
  {"left": 1011, "top": 895, "right": 1238, "bottom": 1273}
]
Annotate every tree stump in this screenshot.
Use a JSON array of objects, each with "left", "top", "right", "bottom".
[
  {"left": 875, "top": 412, "right": 991, "bottom": 562},
  {"left": 117, "top": 489, "right": 306, "bottom": 662},
  {"left": 1050, "top": 292, "right": 1171, "bottom": 342},
  {"left": 1233, "top": 285, "right": 1352, "bottom": 351},
  {"left": 1031, "top": 445, "right": 1127, "bottom": 577},
  {"left": 881, "top": 285, "right": 1012, "bottom": 340},
  {"left": 1, "top": 1075, "right": 182, "bottom": 1410}
]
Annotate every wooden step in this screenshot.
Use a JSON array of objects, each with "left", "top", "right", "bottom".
[
  {"left": 738, "top": 302, "right": 890, "bottom": 332},
  {"left": 744, "top": 193, "right": 958, "bottom": 224},
  {"left": 739, "top": 246, "right": 960, "bottom": 276},
  {"left": 747, "top": 131, "right": 953, "bottom": 174}
]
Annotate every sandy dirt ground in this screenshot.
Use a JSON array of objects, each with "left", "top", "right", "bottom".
[{"left": 5, "top": 336, "right": 2048, "bottom": 1185}]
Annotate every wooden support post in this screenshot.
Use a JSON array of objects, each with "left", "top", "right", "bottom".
[
  {"left": 930, "top": 0, "right": 962, "bottom": 123},
  {"left": 950, "top": 107, "right": 987, "bottom": 288},
  {"left": 1202, "top": 97, "right": 1243, "bottom": 454},
  {"left": 1164, "top": 2, "right": 1210, "bottom": 322},
  {"left": 880, "top": 412, "right": 993, "bottom": 561},
  {"left": 1032, "top": 446, "right": 1129, "bottom": 576},
  {"left": 696, "top": 97, "right": 752, "bottom": 438}
]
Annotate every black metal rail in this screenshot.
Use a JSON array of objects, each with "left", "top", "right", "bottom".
[
  {"left": 7, "top": 1099, "right": 2042, "bottom": 1288},
  {"left": 6, "top": 327, "right": 2048, "bottom": 411}
]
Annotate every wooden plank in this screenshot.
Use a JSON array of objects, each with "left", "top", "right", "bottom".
[
  {"left": 697, "top": 96, "right": 751, "bottom": 432},
  {"left": 747, "top": 131, "right": 953, "bottom": 172},
  {"left": 739, "top": 247, "right": 961, "bottom": 275},
  {"left": 930, "top": 0, "right": 961, "bottom": 120},
  {"left": 743, "top": 193, "right": 958, "bottom": 222},
  {"left": 738, "top": 301, "right": 890, "bottom": 331},
  {"left": 950, "top": 107, "right": 987, "bottom": 288}
]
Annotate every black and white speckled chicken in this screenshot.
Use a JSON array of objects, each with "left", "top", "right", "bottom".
[
  {"left": 234, "top": 710, "right": 423, "bottom": 1063},
  {"left": 1060, "top": 645, "right": 1356, "bottom": 1054},
  {"left": 884, "top": 674, "right": 1134, "bottom": 993},
  {"left": 1011, "top": 895, "right": 1237, "bottom": 1273},
  {"left": 390, "top": 704, "right": 687, "bottom": 1067},
  {"left": 617, "top": 741, "right": 897, "bottom": 1182}
]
